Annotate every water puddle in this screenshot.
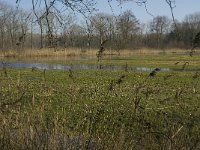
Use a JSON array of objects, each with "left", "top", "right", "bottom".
[{"left": 0, "top": 61, "right": 200, "bottom": 72}]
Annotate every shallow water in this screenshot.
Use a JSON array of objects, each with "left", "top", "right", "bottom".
[{"left": 1, "top": 61, "right": 200, "bottom": 72}]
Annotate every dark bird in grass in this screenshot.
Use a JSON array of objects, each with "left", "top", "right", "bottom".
[
  {"left": 154, "top": 68, "right": 161, "bottom": 71},
  {"left": 149, "top": 68, "right": 160, "bottom": 77},
  {"left": 149, "top": 70, "right": 157, "bottom": 77}
]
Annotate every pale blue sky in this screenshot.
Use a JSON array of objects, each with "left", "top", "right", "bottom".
[{"left": 4, "top": 0, "right": 200, "bottom": 23}]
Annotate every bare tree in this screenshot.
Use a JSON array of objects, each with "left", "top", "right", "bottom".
[
  {"left": 91, "top": 13, "right": 109, "bottom": 44},
  {"left": 149, "top": 16, "right": 171, "bottom": 48},
  {"left": 0, "top": 1, "right": 8, "bottom": 49},
  {"left": 59, "top": 14, "right": 76, "bottom": 48},
  {"left": 16, "top": 10, "right": 31, "bottom": 50},
  {"left": 117, "top": 10, "right": 139, "bottom": 40},
  {"left": 116, "top": 10, "right": 140, "bottom": 49}
]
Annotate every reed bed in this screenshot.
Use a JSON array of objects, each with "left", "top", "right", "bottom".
[{"left": 0, "top": 48, "right": 194, "bottom": 58}]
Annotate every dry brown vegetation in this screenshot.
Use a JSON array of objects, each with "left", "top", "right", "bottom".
[{"left": 0, "top": 48, "right": 192, "bottom": 58}]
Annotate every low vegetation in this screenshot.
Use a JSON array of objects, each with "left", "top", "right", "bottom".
[{"left": 0, "top": 67, "right": 200, "bottom": 149}]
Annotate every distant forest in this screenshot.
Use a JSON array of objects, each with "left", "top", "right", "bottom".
[{"left": 0, "top": 1, "right": 200, "bottom": 51}]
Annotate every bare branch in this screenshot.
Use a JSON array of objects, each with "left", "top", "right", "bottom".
[{"left": 165, "top": 0, "right": 178, "bottom": 32}]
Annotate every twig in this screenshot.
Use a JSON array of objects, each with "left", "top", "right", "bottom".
[{"left": 171, "top": 125, "right": 184, "bottom": 139}]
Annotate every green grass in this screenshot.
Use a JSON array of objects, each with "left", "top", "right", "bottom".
[{"left": 0, "top": 67, "right": 200, "bottom": 149}]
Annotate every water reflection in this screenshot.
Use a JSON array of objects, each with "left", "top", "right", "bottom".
[{"left": 0, "top": 61, "right": 200, "bottom": 72}]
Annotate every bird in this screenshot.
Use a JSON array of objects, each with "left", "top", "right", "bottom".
[
  {"left": 149, "top": 68, "right": 161, "bottom": 77},
  {"left": 154, "top": 68, "right": 161, "bottom": 71},
  {"left": 149, "top": 70, "right": 157, "bottom": 77}
]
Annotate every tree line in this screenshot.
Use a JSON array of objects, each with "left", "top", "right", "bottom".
[{"left": 0, "top": 1, "right": 200, "bottom": 51}]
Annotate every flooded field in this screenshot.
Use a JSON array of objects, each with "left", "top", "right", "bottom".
[
  {"left": 1, "top": 54, "right": 200, "bottom": 72},
  {"left": 1, "top": 61, "right": 200, "bottom": 72}
]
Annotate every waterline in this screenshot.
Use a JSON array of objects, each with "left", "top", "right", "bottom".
[{"left": 1, "top": 61, "right": 200, "bottom": 72}]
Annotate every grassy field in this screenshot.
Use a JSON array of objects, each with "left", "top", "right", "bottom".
[{"left": 0, "top": 66, "right": 200, "bottom": 149}]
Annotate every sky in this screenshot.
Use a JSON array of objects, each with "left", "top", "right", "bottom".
[{"left": 4, "top": 0, "right": 200, "bottom": 23}]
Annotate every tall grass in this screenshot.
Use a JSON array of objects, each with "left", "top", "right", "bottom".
[{"left": 0, "top": 68, "right": 200, "bottom": 149}]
